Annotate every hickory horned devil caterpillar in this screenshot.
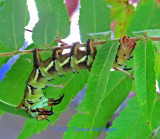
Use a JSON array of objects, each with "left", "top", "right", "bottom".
[{"left": 16, "top": 36, "right": 136, "bottom": 121}]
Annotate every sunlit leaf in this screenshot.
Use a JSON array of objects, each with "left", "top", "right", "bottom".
[{"left": 134, "top": 39, "right": 156, "bottom": 122}]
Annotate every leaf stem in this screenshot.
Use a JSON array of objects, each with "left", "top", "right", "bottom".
[
  {"left": 0, "top": 37, "right": 160, "bottom": 57},
  {"left": 113, "top": 67, "right": 134, "bottom": 80},
  {"left": 0, "top": 99, "right": 17, "bottom": 107},
  {"left": 0, "top": 99, "right": 31, "bottom": 118}
]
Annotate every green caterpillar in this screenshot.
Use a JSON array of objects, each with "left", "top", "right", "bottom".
[{"left": 16, "top": 36, "right": 135, "bottom": 120}]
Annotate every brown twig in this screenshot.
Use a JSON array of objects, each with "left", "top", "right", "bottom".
[
  {"left": 55, "top": 38, "right": 68, "bottom": 45},
  {"left": 25, "top": 29, "right": 32, "bottom": 33},
  {"left": 0, "top": 37, "right": 160, "bottom": 57}
]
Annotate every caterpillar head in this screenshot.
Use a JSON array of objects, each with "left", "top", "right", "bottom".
[
  {"left": 25, "top": 94, "right": 45, "bottom": 105},
  {"left": 115, "top": 35, "right": 136, "bottom": 66},
  {"left": 24, "top": 87, "right": 47, "bottom": 106}
]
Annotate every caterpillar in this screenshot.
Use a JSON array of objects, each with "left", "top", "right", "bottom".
[{"left": 16, "top": 36, "right": 135, "bottom": 121}]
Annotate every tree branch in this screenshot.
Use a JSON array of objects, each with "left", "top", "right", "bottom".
[{"left": 0, "top": 37, "right": 160, "bottom": 57}]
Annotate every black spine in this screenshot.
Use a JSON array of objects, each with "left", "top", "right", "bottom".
[
  {"left": 70, "top": 42, "right": 80, "bottom": 56},
  {"left": 86, "top": 39, "right": 92, "bottom": 55},
  {"left": 33, "top": 49, "right": 40, "bottom": 68},
  {"left": 52, "top": 48, "right": 62, "bottom": 60}
]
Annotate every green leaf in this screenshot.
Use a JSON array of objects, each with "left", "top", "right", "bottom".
[
  {"left": 63, "top": 113, "right": 93, "bottom": 139},
  {"left": 158, "top": 75, "right": 160, "bottom": 90},
  {"left": 134, "top": 39, "right": 156, "bottom": 123},
  {"left": 64, "top": 71, "right": 132, "bottom": 138},
  {"left": 0, "top": 55, "right": 33, "bottom": 106},
  {"left": 155, "top": 52, "right": 160, "bottom": 79},
  {"left": 95, "top": 72, "right": 132, "bottom": 121},
  {"left": 0, "top": 99, "right": 30, "bottom": 118},
  {"left": 127, "top": 0, "right": 160, "bottom": 36},
  {"left": 25, "top": 43, "right": 39, "bottom": 50},
  {"left": 0, "top": 109, "right": 3, "bottom": 116},
  {"left": 79, "top": 0, "right": 110, "bottom": 42},
  {"left": 64, "top": 41, "right": 119, "bottom": 138},
  {"left": 114, "top": 4, "right": 134, "bottom": 38},
  {"left": 88, "top": 71, "right": 132, "bottom": 137},
  {"left": 87, "top": 31, "right": 112, "bottom": 41},
  {"left": 107, "top": 97, "right": 152, "bottom": 139},
  {"left": 154, "top": 41, "right": 160, "bottom": 53},
  {"left": 132, "top": 29, "right": 160, "bottom": 37},
  {"left": 0, "top": 57, "right": 9, "bottom": 70},
  {"left": 152, "top": 95, "right": 160, "bottom": 130},
  {"left": 104, "top": 0, "right": 134, "bottom": 38},
  {"left": 0, "top": 42, "right": 10, "bottom": 68},
  {"left": 105, "top": 0, "right": 128, "bottom": 7},
  {"left": 18, "top": 70, "right": 89, "bottom": 139},
  {"left": 0, "top": 0, "right": 29, "bottom": 51},
  {"left": 153, "top": 41, "right": 160, "bottom": 80},
  {"left": 33, "top": 0, "right": 70, "bottom": 46},
  {"left": 105, "top": 0, "right": 128, "bottom": 21},
  {"left": 86, "top": 41, "right": 119, "bottom": 116},
  {"left": 0, "top": 0, "right": 4, "bottom": 7}
]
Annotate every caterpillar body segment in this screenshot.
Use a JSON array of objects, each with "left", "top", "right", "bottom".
[
  {"left": 17, "top": 37, "right": 135, "bottom": 120},
  {"left": 27, "top": 69, "right": 47, "bottom": 90},
  {"left": 33, "top": 48, "right": 42, "bottom": 68},
  {"left": 69, "top": 42, "right": 83, "bottom": 73},
  {"left": 52, "top": 47, "right": 66, "bottom": 76},
  {"left": 85, "top": 39, "right": 96, "bottom": 67}
]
